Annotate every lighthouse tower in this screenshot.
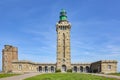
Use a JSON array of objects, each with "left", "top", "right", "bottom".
[{"left": 56, "top": 9, "right": 71, "bottom": 72}]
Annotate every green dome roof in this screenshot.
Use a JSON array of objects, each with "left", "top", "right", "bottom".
[{"left": 60, "top": 9, "right": 67, "bottom": 21}]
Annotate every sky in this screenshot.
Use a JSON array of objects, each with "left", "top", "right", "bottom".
[{"left": 0, "top": 0, "right": 120, "bottom": 72}]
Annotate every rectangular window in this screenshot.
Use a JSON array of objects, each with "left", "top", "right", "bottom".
[
  {"left": 108, "top": 65, "right": 112, "bottom": 70},
  {"left": 18, "top": 64, "right": 22, "bottom": 70}
]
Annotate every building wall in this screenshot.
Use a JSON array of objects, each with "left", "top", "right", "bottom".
[
  {"left": 12, "top": 62, "right": 37, "bottom": 73},
  {"left": 12, "top": 61, "right": 56, "bottom": 73},
  {"left": 101, "top": 60, "right": 117, "bottom": 73},
  {"left": 90, "top": 60, "right": 118, "bottom": 73},
  {"left": 2, "top": 45, "right": 18, "bottom": 73},
  {"left": 12, "top": 62, "right": 92, "bottom": 73},
  {"left": 1, "top": 45, "right": 118, "bottom": 74}
]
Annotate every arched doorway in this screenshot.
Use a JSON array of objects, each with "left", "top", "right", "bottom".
[
  {"left": 80, "top": 66, "right": 83, "bottom": 72},
  {"left": 74, "top": 66, "right": 77, "bottom": 72},
  {"left": 86, "top": 66, "right": 89, "bottom": 73},
  {"left": 62, "top": 65, "right": 66, "bottom": 72},
  {"left": 51, "top": 66, "right": 54, "bottom": 72},
  {"left": 38, "top": 66, "right": 42, "bottom": 72},
  {"left": 45, "top": 66, "right": 48, "bottom": 72}
]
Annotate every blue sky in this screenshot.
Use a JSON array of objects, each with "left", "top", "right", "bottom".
[{"left": 0, "top": 0, "right": 120, "bottom": 72}]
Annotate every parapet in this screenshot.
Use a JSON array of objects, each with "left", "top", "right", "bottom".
[
  {"left": 3, "top": 45, "right": 18, "bottom": 52},
  {"left": 101, "top": 60, "right": 117, "bottom": 63},
  {"left": 5, "top": 45, "right": 13, "bottom": 49},
  {"left": 91, "top": 60, "right": 118, "bottom": 64},
  {"left": 12, "top": 60, "right": 56, "bottom": 65}
]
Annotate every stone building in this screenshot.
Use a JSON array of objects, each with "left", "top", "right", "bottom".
[
  {"left": 2, "top": 9, "right": 118, "bottom": 73},
  {"left": 2, "top": 45, "right": 18, "bottom": 73}
]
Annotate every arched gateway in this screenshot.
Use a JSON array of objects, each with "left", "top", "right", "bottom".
[{"left": 62, "top": 65, "right": 67, "bottom": 72}]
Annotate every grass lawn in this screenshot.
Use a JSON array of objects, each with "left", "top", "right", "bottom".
[
  {"left": 24, "top": 73, "right": 118, "bottom": 80},
  {"left": 0, "top": 73, "right": 19, "bottom": 78}
]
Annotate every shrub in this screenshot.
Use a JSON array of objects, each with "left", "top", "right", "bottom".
[
  {"left": 55, "top": 69, "right": 61, "bottom": 73},
  {"left": 67, "top": 69, "right": 72, "bottom": 73}
]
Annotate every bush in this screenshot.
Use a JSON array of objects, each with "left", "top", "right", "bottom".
[
  {"left": 67, "top": 69, "right": 72, "bottom": 73},
  {"left": 55, "top": 69, "right": 61, "bottom": 73}
]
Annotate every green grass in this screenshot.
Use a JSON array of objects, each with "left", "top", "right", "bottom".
[
  {"left": 24, "top": 73, "right": 118, "bottom": 80},
  {"left": 0, "top": 73, "right": 19, "bottom": 78}
]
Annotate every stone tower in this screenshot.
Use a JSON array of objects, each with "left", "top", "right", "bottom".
[
  {"left": 56, "top": 9, "right": 71, "bottom": 72},
  {"left": 2, "top": 45, "right": 18, "bottom": 73}
]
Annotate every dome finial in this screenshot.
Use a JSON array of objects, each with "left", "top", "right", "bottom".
[{"left": 61, "top": 9, "right": 66, "bottom": 12}]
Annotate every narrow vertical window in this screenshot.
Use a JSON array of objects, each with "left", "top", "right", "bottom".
[
  {"left": 65, "top": 26, "right": 66, "bottom": 30},
  {"left": 63, "top": 33, "right": 65, "bottom": 58},
  {"left": 61, "top": 26, "right": 62, "bottom": 30}
]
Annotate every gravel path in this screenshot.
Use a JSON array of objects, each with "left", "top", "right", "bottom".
[
  {"left": 92, "top": 73, "right": 120, "bottom": 79},
  {"left": 0, "top": 73, "right": 120, "bottom": 80},
  {"left": 0, "top": 72, "right": 41, "bottom": 80}
]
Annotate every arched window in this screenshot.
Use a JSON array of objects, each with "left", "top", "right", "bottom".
[
  {"left": 80, "top": 66, "right": 83, "bottom": 72},
  {"left": 86, "top": 66, "right": 89, "bottom": 72},
  {"left": 74, "top": 66, "right": 77, "bottom": 72},
  {"left": 39, "top": 66, "right": 42, "bottom": 72},
  {"left": 51, "top": 66, "right": 54, "bottom": 72},
  {"left": 45, "top": 66, "right": 48, "bottom": 72}
]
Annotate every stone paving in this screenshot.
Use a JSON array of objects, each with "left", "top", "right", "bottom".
[{"left": 0, "top": 72, "right": 41, "bottom": 80}]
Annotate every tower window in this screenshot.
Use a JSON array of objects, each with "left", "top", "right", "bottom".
[
  {"left": 60, "top": 27, "right": 62, "bottom": 30},
  {"left": 65, "top": 26, "right": 66, "bottom": 30},
  {"left": 63, "top": 59, "right": 65, "bottom": 62}
]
